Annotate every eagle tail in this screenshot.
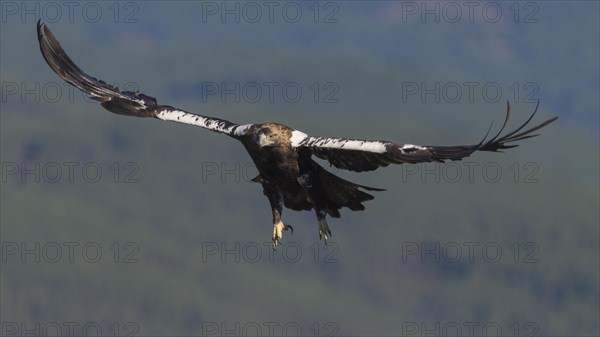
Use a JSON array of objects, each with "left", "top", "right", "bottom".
[{"left": 315, "top": 164, "right": 385, "bottom": 218}]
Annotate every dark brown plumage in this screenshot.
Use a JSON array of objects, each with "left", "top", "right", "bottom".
[{"left": 36, "top": 21, "right": 558, "bottom": 248}]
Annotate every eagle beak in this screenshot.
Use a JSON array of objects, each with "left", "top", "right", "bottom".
[{"left": 258, "top": 133, "right": 273, "bottom": 148}]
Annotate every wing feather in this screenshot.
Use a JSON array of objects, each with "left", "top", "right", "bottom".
[
  {"left": 37, "top": 20, "right": 252, "bottom": 137},
  {"left": 293, "top": 102, "right": 558, "bottom": 172}
]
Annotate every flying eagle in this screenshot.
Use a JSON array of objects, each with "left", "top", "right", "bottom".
[{"left": 37, "top": 21, "right": 558, "bottom": 248}]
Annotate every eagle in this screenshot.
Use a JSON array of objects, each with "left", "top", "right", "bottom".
[{"left": 37, "top": 21, "right": 558, "bottom": 248}]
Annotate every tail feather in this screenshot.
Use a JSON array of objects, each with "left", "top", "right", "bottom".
[{"left": 314, "top": 164, "right": 384, "bottom": 217}]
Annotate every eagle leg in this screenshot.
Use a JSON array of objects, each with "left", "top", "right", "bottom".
[
  {"left": 316, "top": 210, "right": 332, "bottom": 244},
  {"left": 263, "top": 183, "right": 293, "bottom": 250}
]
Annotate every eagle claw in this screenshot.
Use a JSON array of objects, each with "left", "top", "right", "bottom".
[
  {"left": 272, "top": 237, "right": 282, "bottom": 250},
  {"left": 272, "top": 221, "right": 293, "bottom": 250},
  {"left": 318, "top": 219, "right": 332, "bottom": 244}
]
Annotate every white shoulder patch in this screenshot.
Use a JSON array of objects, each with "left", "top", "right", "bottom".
[
  {"left": 156, "top": 109, "right": 207, "bottom": 127},
  {"left": 233, "top": 124, "right": 252, "bottom": 137},
  {"left": 399, "top": 143, "right": 426, "bottom": 150},
  {"left": 330, "top": 139, "right": 387, "bottom": 153},
  {"left": 155, "top": 108, "right": 237, "bottom": 135},
  {"left": 290, "top": 130, "right": 309, "bottom": 147},
  {"left": 299, "top": 136, "right": 388, "bottom": 153}
]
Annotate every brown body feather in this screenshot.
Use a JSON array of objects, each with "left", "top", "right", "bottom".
[{"left": 242, "top": 124, "right": 383, "bottom": 218}]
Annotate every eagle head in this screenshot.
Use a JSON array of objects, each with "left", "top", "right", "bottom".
[
  {"left": 257, "top": 129, "right": 277, "bottom": 148},
  {"left": 256, "top": 126, "right": 288, "bottom": 148}
]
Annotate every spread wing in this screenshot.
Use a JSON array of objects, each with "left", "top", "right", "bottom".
[
  {"left": 292, "top": 102, "right": 558, "bottom": 172},
  {"left": 36, "top": 20, "right": 252, "bottom": 137}
]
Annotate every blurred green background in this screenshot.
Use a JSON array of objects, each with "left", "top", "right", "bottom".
[{"left": 1, "top": 1, "right": 598, "bottom": 336}]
